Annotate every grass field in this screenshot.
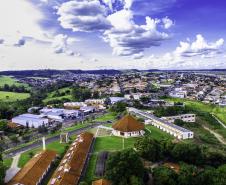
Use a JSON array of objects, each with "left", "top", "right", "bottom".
[
  {"left": 145, "top": 125, "right": 173, "bottom": 141},
  {"left": 3, "top": 158, "right": 13, "bottom": 169},
  {"left": 18, "top": 141, "right": 69, "bottom": 168},
  {"left": 0, "top": 91, "right": 30, "bottom": 102},
  {"left": 0, "top": 76, "right": 30, "bottom": 88},
  {"left": 94, "top": 112, "right": 117, "bottom": 122},
  {"left": 43, "top": 87, "right": 73, "bottom": 103}
]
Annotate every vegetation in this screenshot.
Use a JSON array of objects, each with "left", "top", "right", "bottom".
[
  {"left": 0, "top": 76, "right": 29, "bottom": 89},
  {"left": 0, "top": 91, "right": 30, "bottom": 102},
  {"left": 105, "top": 149, "right": 144, "bottom": 185}
]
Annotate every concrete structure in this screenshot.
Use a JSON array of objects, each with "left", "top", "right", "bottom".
[
  {"left": 12, "top": 114, "right": 48, "bottom": 128},
  {"left": 162, "top": 114, "right": 196, "bottom": 123},
  {"left": 8, "top": 150, "right": 56, "bottom": 185},
  {"left": 112, "top": 115, "right": 145, "bottom": 138},
  {"left": 128, "top": 108, "right": 194, "bottom": 140}
]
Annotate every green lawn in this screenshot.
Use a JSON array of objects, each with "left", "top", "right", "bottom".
[
  {"left": 0, "top": 91, "right": 30, "bottom": 102},
  {"left": 18, "top": 141, "right": 69, "bottom": 168},
  {"left": 83, "top": 154, "right": 98, "bottom": 183},
  {"left": 94, "top": 112, "right": 117, "bottom": 122},
  {"left": 3, "top": 158, "right": 13, "bottom": 169},
  {"left": 93, "top": 136, "right": 136, "bottom": 153},
  {"left": 43, "top": 87, "right": 72, "bottom": 103},
  {"left": 145, "top": 125, "right": 173, "bottom": 141},
  {"left": 0, "top": 76, "right": 30, "bottom": 89}
]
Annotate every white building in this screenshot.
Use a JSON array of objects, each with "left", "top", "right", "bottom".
[
  {"left": 112, "top": 114, "right": 145, "bottom": 138},
  {"left": 64, "top": 102, "right": 87, "bottom": 109},
  {"left": 128, "top": 108, "right": 194, "bottom": 140},
  {"left": 109, "top": 97, "right": 126, "bottom": 104},
  {"left": 85, "top": 99, "right": 105, "bottom": 105},
  {"left": 12, "top": 114, "right": 49, "bottom": 128},
  {"left": 161, "top": 114, "right": 196, "bottom": 123}
]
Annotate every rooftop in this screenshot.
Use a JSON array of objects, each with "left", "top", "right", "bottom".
[{"left": 112, "top": 114, "right": 144, "bottom": 132}]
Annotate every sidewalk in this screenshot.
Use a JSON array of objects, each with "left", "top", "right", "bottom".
[{"left": 4, "top": 153, "right": 21, "bottom": 183}]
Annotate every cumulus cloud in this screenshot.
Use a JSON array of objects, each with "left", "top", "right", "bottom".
[
  {"left": 52, "top": 34, "right": 76, "bottom": 56},
  {"left": 103, "top": 9, "right": 171, "bottom": 58},
  {"left": 174, "top": 34, "right": 224, "bottom": 57},
  {"left": 57, "top": 0, "right": 111, "bottom": 32},
  {"left": 162, "top": 17, "right": 173, "bottom": 29}
]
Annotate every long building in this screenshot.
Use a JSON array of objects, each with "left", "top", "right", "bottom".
[
  {"left": 8, "top": 150, "right": 57, "bottom": 185},
  {"left": 128, "top": 108, "right": 194, "bottom": 140},
  {"left": 161, "top": 114, "right": 196, "bottom": 123},
  {"left": 48, "top": 132, "right": 94, "bottom": 185}
]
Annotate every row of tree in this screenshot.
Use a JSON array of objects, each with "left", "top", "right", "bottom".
[
  {"left": 0, "top": 84, "right": 30, "bottom": 93},
  {"left": 134, "top": 137, "right": 226, "bottom": 167}
]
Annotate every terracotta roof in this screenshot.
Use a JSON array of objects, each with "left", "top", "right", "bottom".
[
  {"left": 112, "top": 114, "right": 144, "bottom": 132},
  {"left": 92, "top": 179, "right": 111, "bottom": 185},
  {"left": 48, "top": 132, "right": 94, "bottom": 185},
  {"left": 8, "top": 150, "right": 57, "bottom": 185}
]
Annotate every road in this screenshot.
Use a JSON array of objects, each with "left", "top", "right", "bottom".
[{"left": 4, "top": 122, "right": 103, "bottom": 158}]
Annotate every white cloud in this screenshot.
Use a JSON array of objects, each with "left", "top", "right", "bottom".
[
  {"left": 162, "top": 17, "right": 173, "bottom": 29},
  {"left": 0, "top": 0, "right": 48, "bottom": 42},
  {"left": 104, "top": 9, "right": 170, "bottom": 58},
  {"left": 57, "top": 0, "right": 111, "bottom": 32},
  {"left": 174, "top": 34, "right": 224, "bottom": 57}
]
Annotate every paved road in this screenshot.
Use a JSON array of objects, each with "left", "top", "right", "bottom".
[{"left": 4, "top": 123, "right": 102, "bottom": 158}]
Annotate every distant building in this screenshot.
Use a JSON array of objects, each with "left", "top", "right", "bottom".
[
  {"left": 8, "top": 150, "right": 56, "bottom": 185},
  {"left": 161, "top": 114, "right": 196, "bottom": 123},
  {"left": 12, "top": 114, "right": 48, "bottom": 128},
  {"left": 108, "top": 97, "right": 126, "bottom": 104},
  {"left": 64, "top": 102, "right": 87, "bottom": 109},
  {"left": 112, "top": 114, "right": 145, "bottom": 138},
  {"left": 169, "top": 88, "right": 187, "bottom": 98}
]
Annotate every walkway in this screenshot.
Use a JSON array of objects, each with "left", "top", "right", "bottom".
[
  {"left": 4, "top": 153, "right": 21, "bottom": 183},
  {"left": 211, "top": 114, "right": 226, "bottom": 129},
  {"left": 203, "top": 126, "right": 226, "bottom": 145}
]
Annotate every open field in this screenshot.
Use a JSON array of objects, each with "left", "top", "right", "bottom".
[
  {"left": 43, "top": 87, "right": 73, "bottom": 103},
  {"left": 18, "top": 141, "right": 69, "bottom": 168},
  {"left": 145, "top": 125, "right": 173, "bottom": 141},
  {"left": 0, "top": 91, "right": 30, "bottom": 102},
  {"left": 93, "top": 112, "right": 117, "bottom": 122},
  {"left": 0, "top": 76, "right": 30, "bottom": 89}
]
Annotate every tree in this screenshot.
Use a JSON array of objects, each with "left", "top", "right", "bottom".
[
  {"left": 171, "top": 143, "right": 203, "bottom": 165},
  {"left": 110, "top": 102, "right": 127, "bottom": 113},
  {"left": 105, "top": 149, "right": 144, "bottom": 185},
  {"left": 134, "top": 137, "right": 163, "bottom": 162},
  {"left": 214, "top": 164, "right": 226, "bottom": 185},
  {"left": 195, "top": 167, "right": 216, "bottom": 185},
  {"left": 130, "top": 176, "right": 143, "bottom": 185},
  {"left": 0, "top": 120, "right": 7, "bottom": 131},
  {"left": 174, "top": 119, "right": 186, "bottom": 126},
  {"left": 177, "top": 163, "right": 198, "bottom": 185},
  {"left": 0, "top": 161, "right": 6, "bottom": 185},
  {"left": 153, "top": 166, "right": 177, "bottom": 185}
]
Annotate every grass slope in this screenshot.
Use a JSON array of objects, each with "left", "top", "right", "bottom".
[
  {"left": 0, "top": 76, "right": 30, "bottom": 89},
  {"left": 0, "top": 91, "right": 30, "bottom": 102}
]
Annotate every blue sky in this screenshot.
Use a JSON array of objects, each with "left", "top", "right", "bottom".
[{"left": 0, "top": 0, "right": 226, "bottom": 70}]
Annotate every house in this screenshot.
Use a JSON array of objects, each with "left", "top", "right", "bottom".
[
  {"left": 8, "top": 150, "right": 56, "bottom": 185},
  {"left": 12, "top": 114, "right": 49, "bottom": 128},
  {"left": 64, "top": 102, "right": 87, "bottom": 109},
  {"left": 108, "top": 97, "right": 126, "bottom": 104},
  {"left": 169, "top": 88, "right": 187, "bottom": 98},
  {"left": 48, "top": 132, "right": 94, "bottom": 185},
  {"left": 112, "top": 114, "right": 145, "bottom": 138},
  {"left": 161, "top": 114, "right": 196, "bottom": 123},
  {"left": 80, "top": 106, "right": 95, "bottom": 114},
  {"left": 92, "top": 179, "right": 111, "bottom": 185}
]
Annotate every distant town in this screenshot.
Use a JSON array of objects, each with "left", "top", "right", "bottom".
[{"left": 0, "top": 69, "right": 225, "bottom": 185}]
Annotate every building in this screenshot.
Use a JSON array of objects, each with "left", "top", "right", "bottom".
[
  {"left": 108, "top": 97, "right": 126, "bottom": 104},
  {"left": 128, "top": 108, "right": 194, "bottom": 140},
  {"left": 12, "top": 114, "right": 49, "bottom": 128},
  {"left": 40, "top": 108, "right": 80, "bottom": 121},
  {"left": 112, "top": 114, "right": 145, "bottom": 138},
  {"left": 48, "top": 132, "right": 94, "bottom": 185},
  {"left": 169, "top": 88, "right": 187, "bottom": 99},
  {"left": 161, "top": 114, "right": 196, "bottom": 123},
  {"left": 92, "top": 179, "right": 111, "bottom": 185},
  {"left": 64, "top": 102, "right": 87, "bottom": 109},
  {"left": 8, "top": 150, "right": 56, "bottom": 185}
]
